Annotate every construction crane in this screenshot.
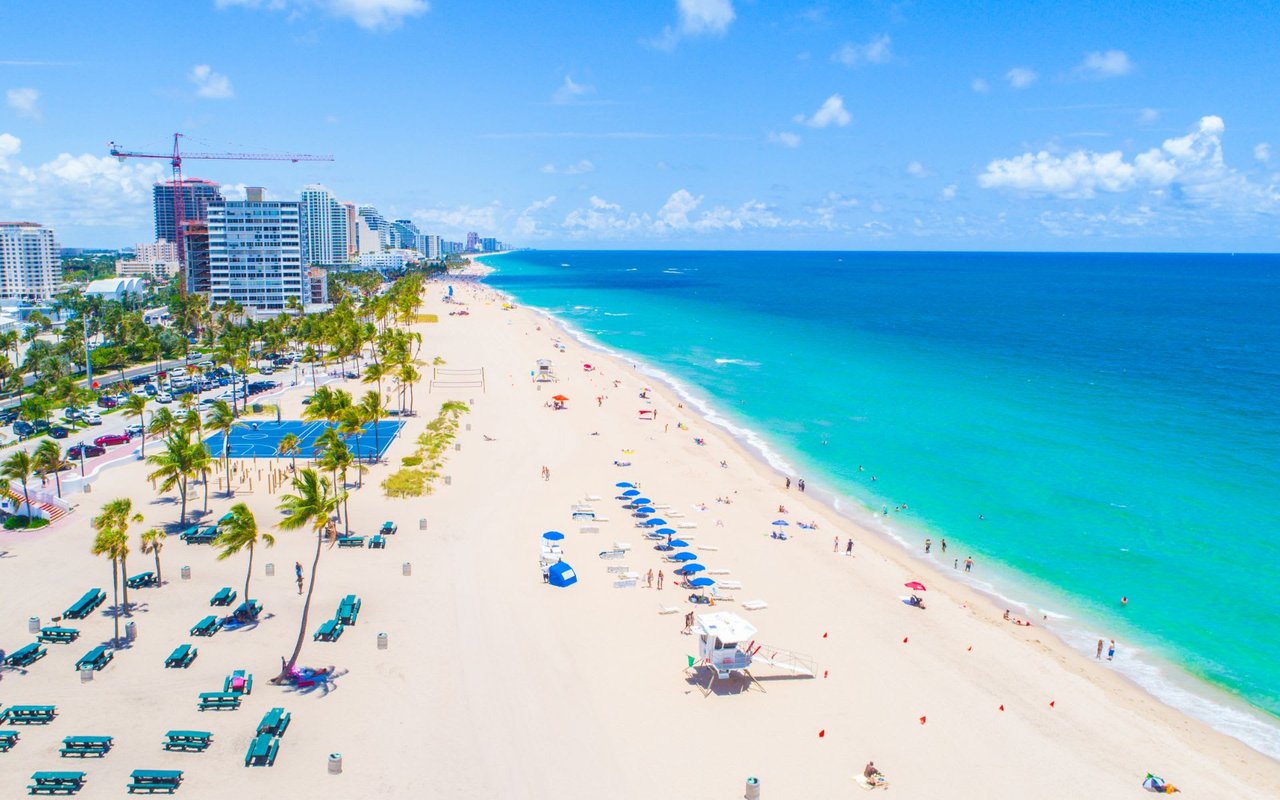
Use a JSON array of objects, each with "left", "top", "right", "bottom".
[{"left": 108, "top": 132, "right": 333, "bottom": 293}]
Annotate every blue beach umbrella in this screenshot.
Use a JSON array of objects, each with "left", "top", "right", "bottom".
[
  {"left": 655, "top": 528, "right": 677, "bottom": 535},
  {"left": 634, "top": 506, "right": 656, "bottom": 514},
  {"left": 678, "top": 563, "right": 706, "bottom": 574},
  {"left": 772, "top": 519, "right": 790, "bottom": 526},
  {"left": 622, "top": 489, "right": 640, "bottom": 497},
  {"left": 689, "top": 577, "right": 716, "bottom": 588},
  {"left": 631, "top": 497, "right": 651, "bottom": 505},
  {"left": 671, "top": 551, "right": 698, "bottom": 562},
  {"left": 615, "top": 482, "right": 634, "bottom": 488},
  {"left": 644, "top": 518, "right": 667, "bottom": 527},
  {"left": 668, "top": 539, "right": 689, "bottom": 548},
  {"left": 542, "top": 531, "right": 565, "bottom": 541}
]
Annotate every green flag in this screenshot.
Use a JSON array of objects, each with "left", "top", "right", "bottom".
[{"left": 687, "top": 655, "right": 696, "bottom": 667}]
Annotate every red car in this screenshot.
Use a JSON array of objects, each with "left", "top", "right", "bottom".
[{"left": 93, "top": 432, "right": 133, "bottom": 447}]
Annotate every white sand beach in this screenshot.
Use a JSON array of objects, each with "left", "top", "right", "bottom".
[{"left": 2, "top": 276, "right": 1278, "bottom": 799}]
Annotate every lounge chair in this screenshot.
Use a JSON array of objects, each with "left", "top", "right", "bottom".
[
  {"left": 657, "top": 605, "right": 680, "bottom": 615},
  {"left": 717, "top": 580, "right": 743, "bottom": 590},
  {"left": 741, "top": 600, "right": 769, "bottom": 611},
  {"left": 709, "top": 587, "right": 736, "bottom": 603}
]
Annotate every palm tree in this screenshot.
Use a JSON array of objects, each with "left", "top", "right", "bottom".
[
  {"left": 91, "top": 498, "right": 142, "bottom": 638},
  {"left": 362, "top": 360, "right": 392, "bottom": 406},
  {"left": 148, "top": 407, "right": 177, "bottom": 441},
  {"left": 190, "top": 440, "right": 214, "bottom": 513},
  {"left": 146, "top": 435, "right": 198, "bottom": 525},
  {"left": 122, "top": 394, "right": 149, "bottom": 456},
  {"left": 277, "top": 432, "right": 301, "bottom": 471},
  {"left": 213, "top": 503, "right": 274, "bottom": 613},
  {"left": 140, "top": 528, "right": 167, "bottom": 584},
  {"left": 275, "top": 468, "right": 341, "bottom": 680},
  {"left": 357, "top": 390, "right": 385, "bottom": 461},
  {"left": 32, "top": 439, "right": 65, "bottom": 498},
  {"left": 204, "top": 400, "right": 238, "bottom": 495},
  {"left": 1, "top": 450, "right": 35, "bottom": 520}
]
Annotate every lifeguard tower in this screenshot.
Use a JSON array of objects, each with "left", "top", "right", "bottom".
[
  {"left": 535, "top": 359, "right": 556, "bottom": 383},
  {"left": 688, "top": 612, "right": 816, "bottom": 696}
]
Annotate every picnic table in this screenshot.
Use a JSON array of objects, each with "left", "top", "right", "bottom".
[
  {"left": 127, "top": 769, "right": 182, "bottom": 794},
  {"left": 162, "top": 730, "right": 211, "bottom": 752},
  {"left": 223, "top": 669, "right": 253, "bottom": 695},
  {"left": 126, "top": 571, "right": 157, "bottom": 589},
  {"left": 243, "top": 733, "right": 280, "bottom": 767},
  {"left": 232, "top": 599, "right": 262, "bottom": 620},
  {"left": 183, "top": 526, "right": 217, "bottom": 545},
  {"left": 63, "top": 589, "right": 106, "bottom": 620},
  {"left": 256, "top": 707, "right": 291, "bottom": 737},
  {"left": 336, "top": 535, "right": 365, "bottom": 548},
  {"left": 209, "top": 587, "right": 236, "bottom": 606},
  {"left": 28, "top": 771, "right": 85, "bottom": 795},
  {"left": 165, "top": 644, "right": 197, "bottom": 669},
  {"left": 190, "top": 615, "right": 222, "bottom": 637},
  {"left": 380, "top": 521, "right": 397, "bottom": 535},
  {"left": 197, "top": 692, "right": 240, "bottom": 712},
  {"left": 59, "top": 735, "right": 113, "bottom": 757},
  {"left": 217, "top": 512, "right": 233, "bottom": 527},
  {"left": 337, "top": 594, "right": 361, "bottom": 625},
  {"left": 369, "top": 534, "right": 387, "bottom": 549},
  {"left": 37, "top": 627, "right": 80, "bottom": 645},
  {"left": 75, "top": 645, "right": 113, "bottom": 672},
  {"left": 4, "top": 642, "right": 46, "bottom": 667},
  {"left": 313, "top": 618, "right": 344, "bottom": 642},
  {"left": 3, "top": 705, "right": 57, "bottom": 724},
  {"left": 0, "top": 730, "right": 18, "bottom": 751}
]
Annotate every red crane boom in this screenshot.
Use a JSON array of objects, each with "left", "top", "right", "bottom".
[{"left": 108, "top": 132, "right": 334, "bottom": 293}]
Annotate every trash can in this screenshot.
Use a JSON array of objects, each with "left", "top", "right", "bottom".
[
  {"left": 402, "top": 562, "right": 412, "bottom": 576},
  {"left": 328, "top": 753, "right": 343, "bottom": 774},
  {"left": 377, "top": 632, "right": 388, "bottom": 650},
  {"left": 454, "top": 443, "right": 461, "bottom": 452},
  {"left": 28, "top": 616, "right": 39, "bottom": 634},
  {"left": 444, "top": 476, "right": 452, "bottom": 486},
  {"left": 80, "top": 667, "right": 93, "bottom": 683},
  {"left": 745, "top": 777, "right": 761, "bottom": 800},
  {"left": 265, "top": 563, "right": 275, "bottom": 577},
  {"left": 125, "top": 621, "right": 137, "bottom": 642},
  {"left": 180, "top": 566, "right": 191, "bottom": 580},
  {"left": 465, "top": 423, "right": 471, "bottom": 431},
  {"left": 418, "top": 518, "right": 427, "bottom": 531}
]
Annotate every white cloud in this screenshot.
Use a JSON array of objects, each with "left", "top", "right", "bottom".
[
  {"left": 978, "top": 115, "right": 1280, "bottom": 212},
  {"left": 552, "top": 75, "right": 593, "bottom": 105},
  {"left": 216, "top": 0, "right": 429, "bottom": 31},
  {"left": 794, "top": 94, "right": 851, "bottom": 129},
  {"left": 541, "top": 159, "right": 595, "bottom": 175},
  {"left": 768, "top": 131, "right": 801, "bottom": 148},
  {"left": 0, "top": 133, "right": 167, "bottom": 230},
  {"left": 971, "top": 78, "right": 990, "bottom": 93},
  {"left": 832, "top": 34, "right": 892, "bottom": 67},
  {"left": 514, "top": 195, "right": 557, "bottom": 237},
  {"left": 1137, "top": 107, "right": 1160, "bottom": 125},
  {"left": 650, "top": 0, "right": 735, "bottom": 49},
  {"left": 906, "top": 160, "right": 929, "bottom": 178},
  {"left": 1254, "top": 143, "right": 1271, "bottom": 163},
  {"left": 411, "top": 202, "right": 504, "bottom": 236},
  {"left": 189, "top": 65, "right": 234, "bottom": 99},
  {"left": 941, "top": 184, "right": 957, "bottom": 200},
  {"left": 1005, "top": 67, "right": 1038, "bottom": 89},
  {"left": 1074, "top": 50, "right": 1134, "bottom": 79},
  {"left": 6, "top": 88, "right": 40, "bottom": 120}
]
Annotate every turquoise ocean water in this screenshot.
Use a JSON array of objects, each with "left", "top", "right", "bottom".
[{"left": 478, "top": 250, "right": 1280, "bottom": 756}]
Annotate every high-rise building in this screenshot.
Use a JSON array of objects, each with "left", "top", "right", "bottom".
[
  {"left": 153, "top": 179, "right": 223, "bottom": 244},
  {"left": 389, "top": 219, "right": 420, "bottom": 251},
  {"left": 480, "top": 237, "right": 498, "bottom": 252},
  {"left": 342, "top": 203, "right": 358, "bottom": 258},
  {"left": 0, "top": 222, "right": 59, "bottom": 301},
  {"left": 423, "top": 234, "right": 442, "bottom": 260},
  {"left": 116, "top": 239, "right": 180, "bottom": 281},
  {"left": 306, "top": 266, "right": 328, "bottom": 305},
  {"left": 183, "top": 223, "right": 212, "bottom": 295},
  {"left": 465, "top": 231, "right": 480, "bottom": 251},
  {"left": 207, "top": 192, "right": 304, "bottom": 312},
  {"left": 357, "top": 206, "right": 388, "bottom": 249},
  {"left": 300, "top": 185, "right": 350, "bottom": 266}
]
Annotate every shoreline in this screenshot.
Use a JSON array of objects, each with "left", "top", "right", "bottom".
[{"left": 472, "top": 253, "right": 1280, "bottom": 764}]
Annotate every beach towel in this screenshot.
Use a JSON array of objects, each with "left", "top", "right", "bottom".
[{"left": 853, "top": 775, "right": 889, "bottom": 790}]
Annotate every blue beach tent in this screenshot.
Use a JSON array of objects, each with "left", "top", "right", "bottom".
[{"left": 547, "top": 561, "right": 578, "bottom": 588}]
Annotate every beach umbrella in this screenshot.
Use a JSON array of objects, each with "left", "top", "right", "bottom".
[
  {"left": 634, "top": 506, "right": 656, "bottom": 514},
  {"left": 656, "top": 527, "right": 677, "bottom": 535},
  {"left": 679, "top": 562, "right": 706, "bottom": 574},
  {"left": 615, "top": 482, "right": 634, "bottom": 488},
  {"left": 542, "top": 531, "right": 565, "bottom": 541},
  {"left": 552, "top": 395, "right": 569, "bottom": 402},
  {"left": 671, "top": 551, "right": 698, "bottom": 562},
  {"left": 622, "top": 489, "right": 640, "bottom": 497},
  {"left": 689, "top": 577, "right": 715, "bottom": 588},
  {"left": 631, "top": 497, "right": 651, "bottom": 505},
  {"left": 772, "top": 519, "right": 790, "bottom": 526},
  {"left": 644, "top": 518, "right": 667, "bottom": 527},
  {"left": 904, "top": 581, "right": 927, "bottom": 592},
  {"left": 668, "top": 539, "right": 689, "bottom": 548}
]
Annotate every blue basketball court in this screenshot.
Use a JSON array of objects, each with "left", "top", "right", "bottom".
[{"left": 204, "top": 420, "right": 405, "bottom": 460}]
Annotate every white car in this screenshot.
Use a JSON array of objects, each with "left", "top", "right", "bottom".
[
  {"left": 170, "top": 367, "right": 186, "bottom": 378},
  {"left": 133, "top": 387, "right": 149, "bottom": 398},
  {"left": 258, "top": 365, "right": 274, "bottom": 375},
  {"left": 83, "top": 411, "right": 102, "bottom": 425},
  {"left": 155, "top": 392, "right": 173, "bottom": 404}
]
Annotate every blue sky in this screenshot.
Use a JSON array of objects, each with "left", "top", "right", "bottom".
[{"left": 2, "top": 0, "right": 1277, "bottom": 250}]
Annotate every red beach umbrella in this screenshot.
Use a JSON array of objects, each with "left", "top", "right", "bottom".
[
  {"left": 904, "top": 581, "right": 927, "bottom": 592},
  {"left": 552, "top": 395, "right": 569, "bottom": 402}
]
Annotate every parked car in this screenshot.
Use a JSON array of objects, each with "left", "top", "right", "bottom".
[
  {"left": 13, "top": 420, "right": 33, "bottom": 437},
  {"left": 258, "top": 365, "right": 275, "bottom": 375},
  {"left": 156, "top": 392, "right": 173, "bottom": 404},
  {"left": 143, "top": 384, "right": 158, "bottom": 396},
  {"left": 62, "top": 407, "right": 83, "bottom": 421},
  {"left": 96, "top": 396, "right": 118, "bottom": 409},
  {"left": 67, "top": 443, "right": 106, "bottom": 459},
  {"left": 170, "top": 367, "right": 186, "bottom": 378},
  {"left": 49, "top": 425, "right": 70, "bottom": 439},
  {"left": 133, "top": 387, "right": 150, "bottom": 398},
  {"left": 33, "top": 419, "right": 50, "bottom": 433},
  {"left": 129, "top": 375, "right": 151, "bottom": 386},
  {"left": 83, "top": 411, "right": 102, "bottom": 425},
  {"left": 0, "top": 408, "right": 19, "bottom": 424},
  {"left": 124, "top": 424, "right": 144, "bottom": 437},
  {"left": 94, "top": 432, "right": 132, "bottom": 447}
]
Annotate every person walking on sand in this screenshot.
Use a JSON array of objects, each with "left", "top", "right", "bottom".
[
  {"left": 833, "top": 536, "right": 839, "bottom": 553},
  {"left": 964, "top": 556, "right": 973, "bottom": 573},
  {"left": 1107, "top": 639, "right": 1116, "bottom": 661},
  {"left": 786, "top": 477, "right": 791, "bottom": 490},
  {"left": 846, "top": 538, "right": 854, "bottom": 556},
  {"left": 798, "top": 479, "right": 806, "bottom": 492},
  {"left": 683, "top": 611, "right": 694, "bottom": 634},
  {"left": 657, "top": 570, "right": 664, "bottom": 590},
  {"left": 646, "top": 569, "right": 653, "bottom": 588},
  {"left": 924, "top": 538, "right": 932, "bottom": 554},
  {"left": 1096, "top": 639, "right": 1104, "bottom": 659},
  {"left": 940, "top": 538, "right": 947, "bottom": 553}
]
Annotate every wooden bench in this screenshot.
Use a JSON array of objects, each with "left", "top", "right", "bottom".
[
  {"left": 63, "top": 589, "right": 106, "bottom": 620},
  {"left": 4, "top": 642, "right": 47, "bottom": 667},
  {"left": 336, "top": 536, "right": 365, "bottom": 548},
  {"left": 28, "top": 771, "right": 85, "bottom": 795},
  {"left": 312, "top": 618, "right": 344, "bottom": 642},
  {"left": 59, "top": 735, "right": 113, "bottom": 758},
  {"left": 189, "top": 616, "right": 221, "bottom": 637},
  {"left": 196, "top": 692, "right": 240, "bottom": 712},
  {"left": 164, "top": 644, "right": 197, "bottom": 669},
  {"left": 127, "top": 770, "right": 182, "bottom": 794},
  {"left": 209, "top": 587, "right": 236, "bottom": 606},
  {"left": 75, "top": 645, "right": 113, "bottom": 672},
  {"left": 37, "top": 627, "right": 80, "bottom": 645},
  {"left": 162, "top": 730, "right": 211, "bottom": 752},
  {"left": 255, "top": 707, "right": 291, "bottom": 737},
  {"left": 4, "top": 705, "right": 57, "bottom": 724},
  {"left": 126, "top": 571, "right": 157, "bottom": 589},
  {"left": 183, "top": 526, "right": 217, "bottom": 545},
  {"left": 243, "top": 733, "right": 280, "bottom": 767}
]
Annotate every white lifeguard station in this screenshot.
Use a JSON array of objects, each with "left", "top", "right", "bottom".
[
  {"left": 535, "top": 359, "right": 556, "bottom": 382},
  {"left": 689, "top": 612, "right": 816, "bottom": 696}
]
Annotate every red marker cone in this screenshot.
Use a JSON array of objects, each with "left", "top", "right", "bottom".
[
  {"left": 919, "top": 716, "right": 927, "bottom": 725},
  {"left": 902, "top": 636, "right": 908, "bottom": 643},
  {"left": 967, "top": 645, "right": 972, "bottom": 652},
  {"left": 823, "top": 670, "right": 829, "bottom": 679},
  {"left": 818, "top": 729, "right": 825, "bottom": 738},
  {"left": 822, "top": 632, "right": 828, "bottom": 639},
  {"left": 998, "top": 704, "right": 1004, "bottom": 711},
  {"left": 1049, "top": 701, "right": 1055, "bottom": 708}
]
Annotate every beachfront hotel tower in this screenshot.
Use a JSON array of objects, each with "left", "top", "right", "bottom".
[
  {"left": 300, "top": 184, "right": 350, "bottom": 266},
  {"left": 207, "top": 188, "right": 304, "bottom": 312},
  {"left": 0, "top": 222, "right": 59, "bottom": 301}
]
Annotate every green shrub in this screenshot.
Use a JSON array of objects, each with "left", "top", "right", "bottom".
[
  {"left": 401, "top": 456, "right": 422, "bottom": 467},
  {"left": 4, "top": 515, "right": 49, "bottom": 530},
  {"left": 383, "top": 469, "right": 427, "bottom": 497}
]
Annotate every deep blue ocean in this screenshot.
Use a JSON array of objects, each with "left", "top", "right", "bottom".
[{"left": 480, "top": 250, "right": 1280, "bottom": 756}]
